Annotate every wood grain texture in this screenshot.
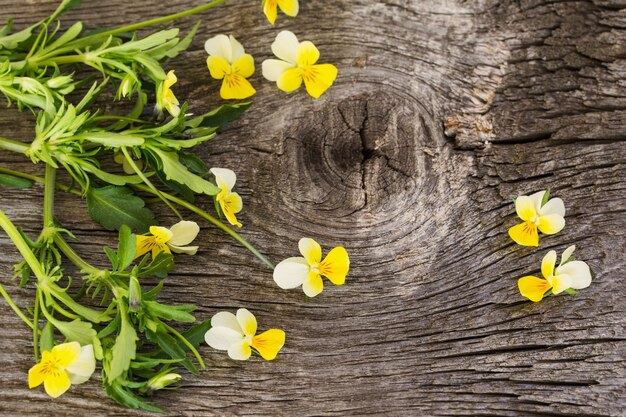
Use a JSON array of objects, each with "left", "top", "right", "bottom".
[{"left": 1, "top": 0, "right": 625, "bottom": 416}]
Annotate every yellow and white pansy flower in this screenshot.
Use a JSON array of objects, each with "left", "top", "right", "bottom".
[
  {"left": 204, "top": 308, "right": 285, "bottom": 360},
  {"left": 210, "top": 167, "right": 243, "bottom": 227},
  {"left": 518, "top": 245, "right": 592, "bottom": 302},
  {"left": 508, "top": 190, "right": 565, "bottom": 246},
  {"left": 273, "top": 237, "right": 349, "bottom": 297},
  {"left": 135, "top": 220, "right": 200, "bottom": 259},
  {"left": 205, "top": 34, "right": 256, "bottom": 100},
  {"left": 262, "top": 31, "right": 338, "bottom": 99},
  {"left": 262, "top": 0, "right": 299, "bottom": 25},
  {"left": 155, "top": 70, "right": 180, "bottom": 117},
  {"left": 28, "top": 342, "right": 96, "bottom": 398}
]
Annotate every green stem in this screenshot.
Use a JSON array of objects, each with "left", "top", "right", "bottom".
[
  {"left": 0, "top": 137, "right": 29, "bottom": 154},
  {"left": 91, "top": 0, "right": 227, "bottom": 38},
  {"left": 33, "top": 289, "right": 40, "bottom": 360},
  {"left": 159, "top": 321, "right": 205, "bottom": 370},
  {"left": 0, "top": 209, "right": 47, "bottom": 280},
  {"left": 52, "top": 234, "right": 99, "bottom": 275},
  {"left": 0, "top": 282, "right": 34, "bottom": 330},
  {"left": 133, "top": 184, "right": 275, "bottom": 269},
  {"left": 0, "top": 166, "right": 82, "bottom": 196},
  {"left": 43, "top": 164, "right": 56, "bottom": 227}
]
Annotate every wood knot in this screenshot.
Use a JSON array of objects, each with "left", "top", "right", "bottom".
[{"left": 272, "top": 92, "right": 437, "bottom": 227}]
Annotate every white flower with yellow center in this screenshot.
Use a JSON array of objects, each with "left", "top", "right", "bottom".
[
  {"left": 205, "top": 34, "right": 256, "bottom": 100},
  {"left": 210, "top": 167, "right": 243, "bottom": 227},
  {"left": 273, "top": 237, "right": 349, "bottom": 297},
  {"left": 518, "top": 245, "right": 592, "bottom": 302},
  {"left": 135, "top": 220, "right": 200, "bottom": 259},
  {"left": 262, "top": 0, "right": 299, "bottom": 25},
  {"left": 204, "top": 308, "right": 285, "bottom": 360},
  {"left": 28, "top": 342, "right": 96, "bottom": 398},
  {"left": 262, "top": 31, "right": 338, "bottom": 99},
  {"left": 508, "top": 190, "right": 565, "bottom": 246}
]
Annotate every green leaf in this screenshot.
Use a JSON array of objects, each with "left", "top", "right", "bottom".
[
  {"left": 148, "top": 21, "right": 200, "bottom": 61},
  {"left": 104, "top": 246, "right": 118, "bottom": 270},
  {"left": 117, "top": 225, "right": 136, "bottom": 271},
  {"left": 147, "top": 148, "right": 218, "bottom": 195},
  {"left": 146, "top": 328, "right": 197, "bottom": 375},
  {"left": 73, "top": 131, "right": 145, "bottom": 147},
  {"left": 138, "top": 252, "right": 174, "bottom": 278},
  {"left": 181, "top": 319, "right": 211, "bottom": 349},
  {"left": 43, "top": 21, "right": 83, "bottom": 52},
  {"left": 108, "top": 304, "right": 137, "bottom": 381},
  {"left": 144, "top": 301, "right": 196, "bottom": 323},
  {"left": 84, "top": 164, "right": 145, "bottom": 186},
  {"left": 86, "top": 185, "right": 155, "bottom": 232},
  {"left": 55, "top": 319, "right": 97, "bottom": 346},
  {"left": 0, "top": 173, "right": 34, "bottom": 189},
  {"left": 541, "top": 189, "right": 551, "bottom": 207},
  {"left": 104, "top": 380, "right": 164, "bottom": 413},
  {"left": 565, "top": 288, "right": 578, "bottom": 295},
  {"left": 187, "top": 102, "right": 251, "bottom": 130},
  {"left": 39, "top": 321, "right": 55, "bottom": 353},
  {"left": 0, "top": 24, "right": 35, "bottom": 49},
  {"left": 142, "top": 280, "right": 164, "bottom": 301}
]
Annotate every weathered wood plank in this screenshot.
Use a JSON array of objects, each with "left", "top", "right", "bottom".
[{"left": 0, "top": 0, "right": 625, "bottom": 416}]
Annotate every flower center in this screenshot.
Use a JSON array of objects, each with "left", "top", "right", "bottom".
[{"left": 310, "top": 262, "right": 320, "bottom": 274}]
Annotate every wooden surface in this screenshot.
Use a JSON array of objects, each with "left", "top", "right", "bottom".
[{"left": 1, "top": 0, "right": 625, "bottom": 416}]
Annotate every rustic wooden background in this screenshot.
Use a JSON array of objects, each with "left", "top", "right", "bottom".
[{"left": 1, "top": 0, "right": 625, "bottom": 416}]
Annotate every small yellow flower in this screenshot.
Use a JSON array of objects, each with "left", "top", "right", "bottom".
[
  {"left": 28, "top": 342, "right": 96, "bottom": 398},
  {"left": 518, "top": 245, "right": 592, "bottom": 302},
  {"left": 508, "top": 190, "right": 565, "bottom": 246},
  {"left": 205, "top": 34, "right": 256, "bottom": 100},
  {"left": 262, "top": 0, "right": 299, "bottom": 25},
  {"left": 210, "top": 168, "right": 243, "bottom": 227},
  {"left": 273, "top": 237, "right": 349, "bottom": 297},
  {"left": 262, "top": 31, "right": 338, "bottom": 99},
  {"left": 204, "top": 308, "right": 285, "bottom": 361},
  {"left": 156, "top": 70, "right": 180, "bottom": 117},
  {"left": 135, "top": 220, "right": 200, "bottom": 259}
]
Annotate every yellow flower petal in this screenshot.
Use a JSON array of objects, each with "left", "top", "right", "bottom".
[
  {"left": 43, "top": 369, "right": 71, "bottom": 398},
  {"left": 514, "top": 195, "right": 537, "bottom": 221},
  {"left": 164, "top": 70, "right": 177, "bottom": 90},
  {"left": 296, "top": 41, "right": 320, "bottom": 67},
  {"left": 541, "top": 250, "right": 557, "bottom": 279},
  {"left": 298, "top": 238, "right": 322, "bottom": 265},
  {"left": 207, "top": 55, "right": 231, "bottom": 80},
  {"left": 151, "top": 242, "right": 171, "bottom": 259},
  {"left": 302, "top": 64, "right": 337, "bottom": 99},
  {"left": 319, "top": 246, "right": 350, "bottom": 285},
  {"left": 538, "top": 214, "right": 565, "bottom": 235},
  {"left": 51, "top": 341, "right": 81, "bottom": 368},
  {"left": 278, "top": 0, "right": 299, "bottom": 17},
  {"left": 508, "top": 221, "right": 539, "bottom": 246},
  {"left": 277, "top": 67, "right": 303, "bottom": 92},
  {"left": 303, "top": 271, "right": 324, "bottom": 297},
  {"left": 263, "top": 0, "right": 278, "bottom": 25},
  {"left": 135, "top": 235, "right": 155, "bottom": 259},
  {"left": 232, "top": 54, "right": 255, "bottom": 78},
  {"left": 518, "top": 276, "right": 551, "bottom": 302},
  {"left": 218, "top": 190, "right": 243, "bottom": 227},
  {"left": 150, "top": 226, "right": 173, "bottom": 243},
  {"left": 252, "top": 329, "right": 286, "bottom": 361},
  {"left": 236, "top": 308, "right": 257, "bottom": 339},
  {"left": 28, "top": 362, "right": 48, "bottom": 389},
  {"left": 220, "top": 73, "right": 256, "bottom": 99}
]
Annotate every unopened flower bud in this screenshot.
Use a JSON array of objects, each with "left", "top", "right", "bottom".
[{"left": 147, "top": 373, "right": 181, "bottom": 392}]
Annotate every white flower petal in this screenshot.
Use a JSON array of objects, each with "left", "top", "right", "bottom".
[
  {"left": 65, "top": 345, "right": 95, "bottom": 385},
  {"left": 205, "top": 326, "right": 244, "bottom": 351},
  {"left": 167, "top": 244, "right": 199, "bottom": 255},
  {"left": 271, "top": 30, "right": 299, "bottom": 64},
  {"left": 168, "top": 220, "right": 200, "bottom": 246},
  {"left": 236, "top": 308, "right": 257, "bottom": 338},
  {"left": 273, "top": 257, "right": 309, "bottom": 289},
  {"left": 560, "top": 245, "right": 576, "bottom": 266},
  {"left": 210, "top": 167, "right": 237, "bottom": 192},
  {"left": 528, "top": 190, "right": 546, "bottom": 211},
  {"left": 539, "top": 197, "right": 565, "bottom": 217},
  {"left": 262, "top": 59, "right": 294, "bottom": 82},
  {"left": 556, "top": 260, "right": 592, "bottom": 289},
  {"left": 229, "top": 35, "right": 245, "bottom": 61},
  {"left": 211, "top": 311, "right": 242, "bottom": 333},
  {"left": 204, "top": 34, "right": 232, "bottom": 62},
  {"left": 227, "top": 340, "right": 251, "bottom": 360}
]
